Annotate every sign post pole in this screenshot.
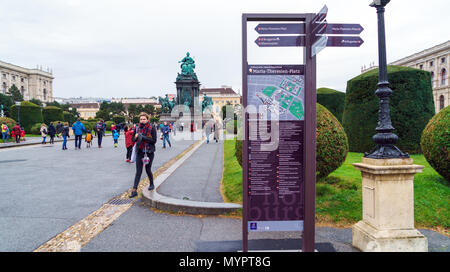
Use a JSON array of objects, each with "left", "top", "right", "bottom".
[{"left": 302, "top": 13, "right": 317, "bottom": 252}]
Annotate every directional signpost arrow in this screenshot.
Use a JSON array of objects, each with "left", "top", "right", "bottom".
[
  {"left": 255, "top": 36, "right": 305, "bottom": 47},
  {"left": 324, "top": 24, "right": 364, "bottom": 35},
  {"left": 255, "top": 23, "right": 305, "bottom": 35},
  {"left": 326, "top": 36, "right": 364, "bottom": 47}
]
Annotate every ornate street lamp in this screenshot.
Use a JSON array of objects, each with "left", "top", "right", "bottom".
[
  {"left": 15, "top": 101, "right": 21, "bottom": 125},
  {"left": 365, "top": 0, "right": 409, "bottom": 159}
]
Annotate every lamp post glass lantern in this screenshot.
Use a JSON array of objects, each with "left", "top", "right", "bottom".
[{"left": 365, "top": 0, "right": 409, "bottom": 159}]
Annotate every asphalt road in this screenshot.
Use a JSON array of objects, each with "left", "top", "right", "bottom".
[{"left": 0, "top": 133, "right": 195, "bottom": 251}]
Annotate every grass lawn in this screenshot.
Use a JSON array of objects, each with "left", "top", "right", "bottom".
[{"left": 222, "top": 138, "right": 449, "bottom": 235}]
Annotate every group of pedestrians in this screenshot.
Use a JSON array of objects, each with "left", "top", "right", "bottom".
[{"left": 1, "top": 123, "right": 25, "bottom": 143}]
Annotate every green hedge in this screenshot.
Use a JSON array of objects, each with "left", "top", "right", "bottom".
[
  {"left": 317, "top": 87, "right": 346, "bottom": 123},
  {"left": 342, "top": 66, "right": 435, "bottom": 154},
  {"left": 235, "top": 103, "right": 348, "bottom": 179},
  {"left": 63, "top": 111, "right": 76, "bottom": 125},
  {"left": 43, "top": 106, "right": 64, "bottom": 125},
  {"left": 10, "top": 101, "right": 43, "bottom": 132},
  {"left": 421, "top": 106, "right": 450, "bottom": 181}
]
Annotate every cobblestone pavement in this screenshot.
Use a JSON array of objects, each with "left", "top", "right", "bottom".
[{"left": 0, "top": 133, "right": 195, "bottom": 251}]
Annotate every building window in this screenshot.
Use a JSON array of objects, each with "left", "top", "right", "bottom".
[
  {"left": 419, "top": 64, "right": 423, "bottom": 70},
  {"left": 21, "top": 86, "right": 25, "bottom": 96},
  {"left": 439, "top": 95, "right": 445, "bottom": 110},
  {"left": 2, "top": 82, "right": 6, "bottom": 93},
  {"left": 442, "top": 69, "right": 447, "bottom": 86},
  {"left": 431, "top": 72, "right": 434, "bottom": 87},
  {"left": 429, "top": 61, "right": 433, "bottom": 67},
  {"left": 43, "top": 89, "right": 47, "bottom": 101},
  {"left": 2, "top": 74, "right": 6, "bottom": 79},
  {"left": 12, "top": 75, "right": 15, "bottom": 81},
  {"left": 21, "top": 77, "right": 24, "bottom": 83},
  {"left": 442, "top": 57, "right": 446, "bottom": 64}
]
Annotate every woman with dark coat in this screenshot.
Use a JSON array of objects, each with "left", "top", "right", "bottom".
[
  {"left": 48, "top": 122, "right": 56, "bottom": 144},
  {"left": 129, "top": 112, "right": 157, "bottom": 198}
]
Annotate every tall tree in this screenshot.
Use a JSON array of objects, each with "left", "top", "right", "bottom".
[
  {"left": 7, "top": 85, "right": 23, "bottom": 102},
  {"left": 0, "top": 93, "right": 14, "bottom": 117}
]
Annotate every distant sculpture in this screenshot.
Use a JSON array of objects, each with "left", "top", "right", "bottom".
[
  {"left": 168, "top": 97, "right": 176, "bottom": 111},
  {"left": 183, "top": 90, "right": 192, "bottom": 107},
  {"left": 202, "top": 93, "right": 213, "bottom": 111},
  {"left": 159, "top": 95, "right": 172, "bottom": 113},
  {"left": 179, "top": 52, "right": 196, "bottom": 76}
]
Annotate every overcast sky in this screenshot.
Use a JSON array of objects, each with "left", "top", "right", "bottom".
[{"left": 1, "top": 0, "right": 449, "bottom": 98}]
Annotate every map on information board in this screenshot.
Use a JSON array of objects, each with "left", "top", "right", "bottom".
[{"left": 248, "top": 65, "right": 305, "bottom": 121}]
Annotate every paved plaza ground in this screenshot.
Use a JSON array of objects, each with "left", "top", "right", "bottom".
[{"left": 0, "top": 132, "right": 449, "bottom": 252}]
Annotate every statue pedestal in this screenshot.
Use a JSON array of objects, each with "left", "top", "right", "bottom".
[{"left": 352, "top": 158, "right": 428, "bottom": 252}]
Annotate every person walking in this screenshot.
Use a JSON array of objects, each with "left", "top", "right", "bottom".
[
  {"left": 110, "top": 123, "right": 116, "bottom": 136},
  {"left": 56, "top": 121, "right": 63, "bottom": 139},
  {"left": 1, "top": 123, "right": 9, "bottom": 143},
  {"left": 20, "top": 126, "right": 25, "bottom": 142},
  {"left": 113, "top": 129, "right": 119, "bottom": 148},
  {"left": 40, "top": 123, "right": 48, "bottom": 144},
  {"left": 48, "top": 122, "right": 56, "bottom": 144},
  {"left": 72, "top": 118, "right": 85, "bottom": 149},
  {"left": 13, "top": 123, "right": 21, "bottom": 143},
  {"left": 125, "top": 125, "right": 134, "bottom": 162},
  {"left": 213, "top": 119, "right": 220, "bottom": 143},
  {"left": 62, "top": 122, "right": 70, "bottom": 150},
  {"left": 162, "top": 122, "right": 171, "bottom": 148},
  {"left": 95, "top": 119, "right": 106, "bottom": 148},
  {"left": 205, "top": 121, "right": 213, "bottom": 144},
  {"left": 85, "top": 130, "right": 93, "bottom": 148},
  {"left": 129, "top": 112, "right": 157, "bottom": 198}
]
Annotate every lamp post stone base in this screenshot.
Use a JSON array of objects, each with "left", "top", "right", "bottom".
[
  {"left": 352, "top": 220, "right": 427, "bottom": 252},
  {"left": 352, "top": 157, "right": 428, "bottom": 252}
]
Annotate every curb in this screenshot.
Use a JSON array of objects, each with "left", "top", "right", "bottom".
[{"left": 141, "top": 139, "right": 242, "bottom": 215}]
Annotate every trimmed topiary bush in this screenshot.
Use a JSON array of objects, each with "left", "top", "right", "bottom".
[
  {"left": 105, "top": 121, "right": 114, "bottom": 131},
  {"left": 235, "top": 103, "right": 348, "bottom": 179},
  {"left": 343, "top": 66, "right": 435, "bottom": 154},
  {"left": 0, "top": 117, "right": 16, "bottom": 130},
  {"left": 317, "top": 87, "right": 346, "bottom": 123},
  {"left": 30, "top": 123, "right": 43, "bottom": 135},
  {"left": 43, "top": 106, "right": 64, "bottom": 125},
  {"left": 316, "top": 103, "right": 349, "bottom": 179},
  {"left": 10, "top": 101, "right": 43, "bottom": 132},
  {"left": 421, "top": 105, "right": 450, "bottom": 181}
]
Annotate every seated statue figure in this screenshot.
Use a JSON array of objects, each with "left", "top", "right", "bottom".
[{"left": 179, "top": 52, "right": 196, "bottom": 76}]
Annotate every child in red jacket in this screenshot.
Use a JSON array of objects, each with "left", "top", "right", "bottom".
[
  {"left": 20, "top": 127, "right": 25, "bottom": 141},
  {"left": 125, "top": 125, "right": 135, "bottom": 162}
]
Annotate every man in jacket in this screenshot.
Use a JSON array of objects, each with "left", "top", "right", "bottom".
[
  {"left": 95, "top": 119, "right": 106, "bottom": 148},
  {"left": 56, "top": 122, "right": 63, "bottom": 138},
  {"left": 72, "top": 119, "right": 85, "bottom": 149},
  {"left": 161, "top": 122, "right": 171, "bottom": 148}
]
